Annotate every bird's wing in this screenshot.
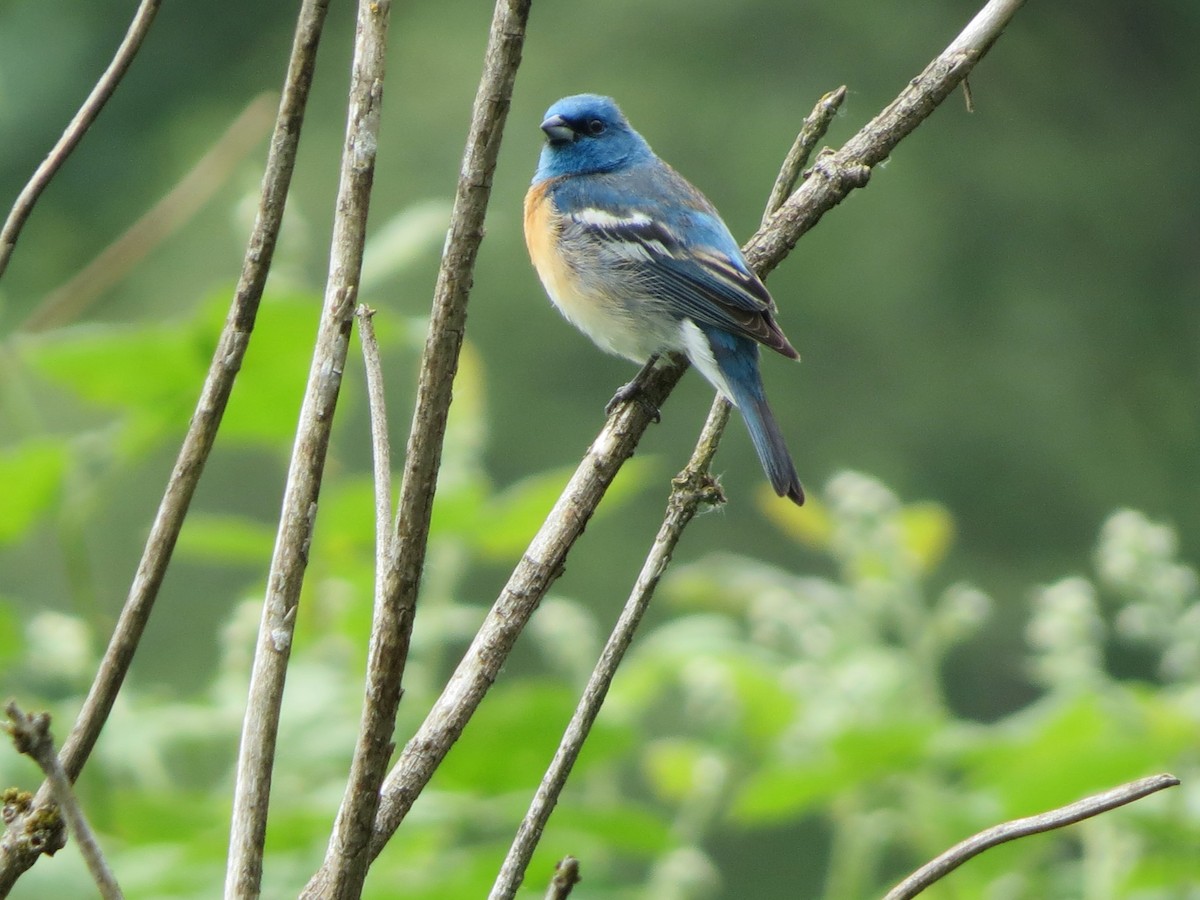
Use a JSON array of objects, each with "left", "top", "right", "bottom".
[{"left": 555, "top": 170, "right": 798, "bottom": 358}]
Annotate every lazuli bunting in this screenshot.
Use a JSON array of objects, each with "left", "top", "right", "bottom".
[{"left": 524, "top": 94, "right": 804, "bottom": 504}]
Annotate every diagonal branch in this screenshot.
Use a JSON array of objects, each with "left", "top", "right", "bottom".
[
  {"left": 0, "top": 1, "right": 330, "bottom": 892},
  {"left": 223, "top": 0, "right": 390, "bottom": 895},
  {"left": 746, "top": 0, "right": 1028, "bottom": 278},
  {"left": 19, "top": 94, "right": 276, "bottom": 333},
  {"left": 761, "top": 86, "right": 848, "bottom": 227},
  {"left": 367, "top": 364, "right": 685, "bottom": 858},
  {"left": 0, "top": 0, "right": 162, "bottom": 278},
  {"left": 883, "top": 774, "right": 1181, "bottom": 899},
  {"left": 4, "top": 704, "right": 121, "bottom": 900},
  {"left": 489, "top": 400, "right": 732, "bottom": 899},
  {"left": 363, "top": 0, "right": 1029, "bottom": 859}
]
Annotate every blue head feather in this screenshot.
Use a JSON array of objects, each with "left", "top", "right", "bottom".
[{"left": 532, "top": 94, "right": 656, "bottom": 182}]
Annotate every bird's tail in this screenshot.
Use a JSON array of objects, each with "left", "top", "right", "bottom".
[
  {"left": 731, "top": 381, "right": 805, "bottom": 506},
  {"left": 688, "top": 324, "right": 804, "bottom": 505},
  {"left": 710, "top": 345, "right": 803, "bottom": 506}
]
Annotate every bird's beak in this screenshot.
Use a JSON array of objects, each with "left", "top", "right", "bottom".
[{"left": 540, "top": 114, "right": 575, "bottom": 144}]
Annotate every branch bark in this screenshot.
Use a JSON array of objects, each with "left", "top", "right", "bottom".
[
  {"left": 543, "top": 857, "right": 581, "bottom": 900},
  {"left": 4, "top": 704, "right": 121, "bottom": 900},
  {"left": 0, "top": 1, "right": 329, "bottom": 892},
  {"left": 0, "top": 0, "right": 162, "bottom": 278},
  {"left": 489, "top": 399, "right": 732, "bottom": 899},
  {"left": 761, "top": 86, "right": 848, "bottom": 227},
  {"left": 361, "top": 0, "right": 1028, "bottom": 862},
  {"left": 366, "top": 364, "right": 685, "bottom": 859},
  {"left": 302, "top": 302, "right": 396, "bottom": 900},
  {"left": 224, "top": 0, "right": 390, "bottom": 895},
  {"left": 745, "top": 0, "right": 1028, "bottom": 278},
  {"left": 883, "top": 774, "right": 1181, "bottom": 899}
]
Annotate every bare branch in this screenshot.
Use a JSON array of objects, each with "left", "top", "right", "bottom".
[
  {"left": 302, "top": 0, "right": 533, "bottom": 893},
  {"left": 544, "top": 857, "right": 581, "bottom": 900},
  {"left": 364, "top": 0, "right": 1027, "bottom": 859},
  {"left": 358, "top": 306, "right": 394, "bottom": 571},
  {"left": 884, "top": 774, "right": 1181, "bottom": 900},
  {"left": 746, "top": 0, "right": 1028, "bottom": 278},
  {"left": 4, "top": 704, "right": 122, "bottom": 900},
  {"left": 489, "top": 400, "right": 730, "bottom": 899},
  {"left": 0, "top": 788, "right": 63, "bottom": 887},
  {"left": 304, "top": 303, "right": 400, "bottom": 900},
  {"left": 0, "top": 1, "right": 330, "bottom": 892},
  {"left": 0, "top": 0, "right": 162, "bottom": 278},
  {"left": 225, "top": 0, "right": 391, "bottom": 894},
  {"left": 19, "top": 94, "right": 276, "bottom": 333},
  {"left": 761, "top": 86, "right": 848, "bottom": 227}
]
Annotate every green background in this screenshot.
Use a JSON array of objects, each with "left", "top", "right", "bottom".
[{"left": 0, "top": 0, "right": 1197, "bottom": 897}]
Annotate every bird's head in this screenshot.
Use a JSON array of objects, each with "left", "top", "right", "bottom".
[{"left": 533, "top": 94, "right": 654, "bottom": 181}]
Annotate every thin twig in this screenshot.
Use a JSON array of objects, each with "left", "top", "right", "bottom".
[
  {"left": 302, "top": 0, "right": 533, "bottom": 893},
  {"left": 358, "top": 305, "right": 393, "bottom": 571},
  {"left": 883, "top": 774, "right": 1181, "bottom": 900},
  {"left": 364, "top": 0, "right": 1028, "bottom": 861},
  {"left": 0, "top": 0, "right": 162, "bottom": 278},
  {"left": 544, "top": 857, "right": 581, "bottom": 900},
  {"left": 306, "top": 302, "right": 400, "bottom": 900},
  {"left": 0, "top": 2, "right": 329, "bottom": 893},
  {"left": 489, "top": 402, "right": 731, "bottom": 900},
  {"left": 746, "top": 0, "right": 1028, "bottom": 278},
  {"left": 4, "top": 704, "right": 122, "bottom": 900},
  {"left": 20, "top": 94, "right": 277, "bottom": 332},
  {"left": 761, "top": 86, "right": 848, "bottom": 227},
  {"left": 225, "top": 0, "right": 391, "bottom": 895}
]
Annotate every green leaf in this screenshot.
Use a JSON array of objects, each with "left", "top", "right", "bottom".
[
  {"left": 109, "top": 789, "right": 229, "bottom": 846},
  {"left": 315, "top": 475, "right": 381, "bottom": 554},
  {"left": 21, "top": 324, "right": 208, "bottom": 449},
  {"left": 0, "top": 601, "right": 22, "bottom": 662},
  {"left": 547, "top": 803, "right": 672, "bottom": 855},
  {"left": 641, "top": 738, "right": 711, "bottom": 803},
  {"left": 428, "top": 474, "right": 492, "bottom": 548},
  {"left": 828, "top": 719, "right": 932, "bottom": 782},
  {"left": 471, "top": 457, "right": 658, "bottom": 559},
  {"left": 435, "top": 681, "right": 626, "bottom": 793},
  {"left": 0, "top": 438, "right": 68, "bottom": 543},
  {"left": 213, "top": 290, "right": 323, "bottom": 446},
  {"left": 964, "top": 691, "right": 1192, "bottom": 817},
  {"left": 731, "top": 757, "right": 842, "bottom": 823},
  {"left": 176, "top": 513, "right": 276, "bottom": 565},
  {"left": 732, "top": 720, "right": 932, "bottom": 825}
]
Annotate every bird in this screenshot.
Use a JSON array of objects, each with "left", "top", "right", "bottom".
[{"left": 523, "top": 93, "right": 804, "bottom": 504}]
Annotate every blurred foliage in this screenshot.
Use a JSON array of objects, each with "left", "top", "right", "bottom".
[
  {"left": 2, "top": 437, "right": 1197, "bottom": 896},
  {"left": 0, "top": 0, "right": 1198, "bottom": 897}
]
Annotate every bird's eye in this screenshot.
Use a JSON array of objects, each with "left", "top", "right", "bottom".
[{"left": 585, "top": 118, "right": 606, "bottom": 136}]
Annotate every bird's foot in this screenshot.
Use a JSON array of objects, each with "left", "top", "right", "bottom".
[
  {"left": 605, "top": 379, "right": 661, "bottom": 422},
  {"left": 605, "top": 355, "right": 661, "bottom": 422}
]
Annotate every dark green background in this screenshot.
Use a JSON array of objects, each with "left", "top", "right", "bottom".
[{"left": 0, "top": 0, "right": 1196, "bottom": 892}]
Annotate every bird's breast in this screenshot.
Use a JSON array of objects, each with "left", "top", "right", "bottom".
[
  {"left": 524, "top": 179, "right": 672, "bottom": 363},
  {"left": 524, "top": 180, "right": 579, "bottom": 314}
]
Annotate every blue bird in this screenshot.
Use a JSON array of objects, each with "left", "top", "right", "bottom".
[{"left": 524, "top": 94, "right": 804, "bottom": 504}]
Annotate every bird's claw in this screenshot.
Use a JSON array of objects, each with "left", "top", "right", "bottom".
[{"left": 605, "top": 378, "right": 661, "bottom": 423}]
